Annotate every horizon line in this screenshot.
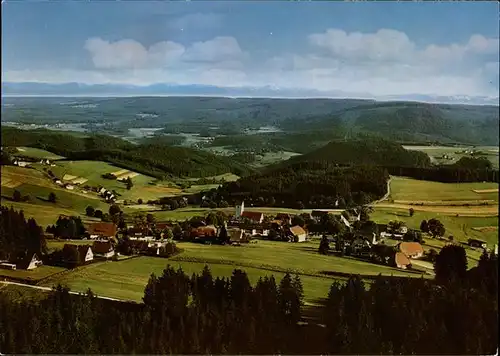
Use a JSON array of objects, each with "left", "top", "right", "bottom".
[{"left": 1, "top": 94, "right": 499, "bottom": 107}]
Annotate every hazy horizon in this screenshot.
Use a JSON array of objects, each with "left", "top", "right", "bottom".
[{"left": 2, "top": 1, "right": 499, "bottom": 103}]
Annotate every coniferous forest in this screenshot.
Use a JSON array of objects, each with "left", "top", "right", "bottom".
[{"left": 0, "top": 250, "right": 498, "bottom": 354}]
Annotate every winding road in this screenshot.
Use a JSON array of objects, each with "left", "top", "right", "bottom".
[{"left": 371, "top": 177, "right": 392, "bottom": 205}]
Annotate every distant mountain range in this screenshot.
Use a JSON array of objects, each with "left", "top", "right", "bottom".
[{"left": 2, "top": 82, "right": 498, "bottom": 106}]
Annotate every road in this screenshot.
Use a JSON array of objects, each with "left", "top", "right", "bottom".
[
  {"left": 371, "top": 177, "right": 392, "bottom": 205},
  {"left": 0, "top": 280, "right": 133, "bottom": 303}
]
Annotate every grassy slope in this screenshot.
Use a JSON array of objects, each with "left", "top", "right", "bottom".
[
  {"left": 1, "top": 165, "right": 109, "bottom": 225},
  {"left": 0, "top": 265, "right": 65, "bottom": 282},
  {"left": 41, "top": 240, "right": 423, "bottom": 303},
  {"left": 14, "top": 147, "right": 65, "bottom": 160},
  {"left": 389, "top": 176, "right": 499, "bottom": 201},
  {"left": 403, "top": 145, "right": 499, "bottom": 169},
  {"left": 371, "top": 207, "right": 498, "bottom": 246}
]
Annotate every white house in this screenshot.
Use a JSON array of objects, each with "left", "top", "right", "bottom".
[
  {"left": 289, "top": 226, "right": 307, "bottom": 242},
  {"left": 81, "top": 246, "right": 94, "bottom": 262}
]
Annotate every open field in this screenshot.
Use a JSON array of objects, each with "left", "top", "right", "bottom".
[
  {"left": 371, "top": 207, "right": 498, "bottom": 246},
  {"left": 388, "top": 176, "right": 499, "bottom": 202},
  {"left": 374, "top": 203, "right": 498, "bottom": 216},
  {"left": 1, "top": 178, "right": 22, "bottom": 188},
  {"left": 185, "top": 173, "right": 240, "bottom": 182},
  {"left": 1, "top": 165, "right": 56, "bottom": 188},
  {"left": 14, "top": 146, "right": 65, "bottom": 160},
  {"left": 0, "top": 283, "right": 52, "bottom": 302},
  {"left": 41, "top": 240, "right": 422, "bottom": 303},
  {"left": 473, "top": 189, "right": 499, "bottom": 194},
  {"left": 403, "top": 145, "right": 499, "bottom": 168},
  {"left": 0, "top": 199, "right": 102, "bottom": 227},
  {"left": 49, "top": 160, "right": 169, "bottom": 201},
  {"left": 0, "top": 265, "right": 65, "bottom": 282},
  {"left": 253, "top": 151, "right": 301, "bottom": 167}
]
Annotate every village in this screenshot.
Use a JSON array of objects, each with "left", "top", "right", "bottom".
[{"left": 2, "top": 197, "right": 496, "bottom": 275}]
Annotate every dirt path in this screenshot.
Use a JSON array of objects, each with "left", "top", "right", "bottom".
[{"left": 371, "top": 177, "right": 392, "bottom": 205}]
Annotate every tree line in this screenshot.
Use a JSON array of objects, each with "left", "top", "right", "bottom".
[{"left": 0, "top": 206, "right": 47, "bottom": 261}]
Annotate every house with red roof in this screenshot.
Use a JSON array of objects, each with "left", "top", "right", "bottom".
[{"left": 241, "top": 211, "right": 264, "bottom": 224}]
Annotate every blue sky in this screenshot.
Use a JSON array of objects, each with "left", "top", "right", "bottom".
[{"left": 2, "top": 1, "right": 499, "bottom": 98}]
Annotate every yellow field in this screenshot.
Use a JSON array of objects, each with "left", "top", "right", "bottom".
[
  {"left": 375, "top": 203, "right": 497, "bottom": 216},
  {"left": 71, "top": 177, "right": 88, "bottom": 185},
  {"left": 62, "top": 174, "right": 78, "bottom": 181},
  {"left": 1, "top": 166, "right": 53, "bottom": 188},
  {"left": 473, "top": 189, "right": 499, "bottom": 193},
  {"left": 111, "top": 169, "right": 129, "bottom": 176},
  {"left": 393, "top": 199, "right": 496, "bottom": 206},
  {"left": 471, "top": 226, "right": 498, "bottom": 232},
  {"left": 377, "top": 176, "right": 499, "bottom": 217},
  {"left": 0, "top": 179, "right": 21, "bottom": 188},
  {"left": 116, "top": 172, "right": 140, "bottom": 180}
]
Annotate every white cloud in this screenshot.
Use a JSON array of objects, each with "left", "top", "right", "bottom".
[
  {"left": 182, "top": 36, "right": 246, "bottom": 63},
  {"left": 308, "top": 29, "right": 416, "bottom": 63},
  {"left": 84, "top": 38, "right": 185, "bottom": 69},
  {"left": 4, "top": 29, "right": 499, "bottom": 99},
  {"left": 84, "top": 36, "right": 246, "bottom": 70}
]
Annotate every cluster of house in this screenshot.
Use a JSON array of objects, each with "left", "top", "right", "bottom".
[
  {"left": 226, "top": 201, "right": 308, "bottom": 243},
  {"left": 0, "top": 252, "right": 43, "bottom": 271},
  {"left": 98, "top": 187, "right": 117, "bottom": 203},
  {"left": 62, "top": 240, "right": 115, "bottom": 265},
  {"left": 39, "top": 159, "right": 56, "bottom": 167},
  {"left": 12, "top": 159, "right": 32, "bottom": 168}
]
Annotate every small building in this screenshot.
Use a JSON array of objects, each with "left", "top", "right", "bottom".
[
  {"left": 468, "top": 238, "right": 487, "bottom": 249},
  {"left": 130, "top": 240, "right": 150, "bottom": 252},
  {"left": 241, "top": 211, "right": 264, "bottom": 224},
  {"left": 0, "top": 262, "right": 17, "bottom": 270},
  {"left": 64, "top": 244, "right": 94, "bottom": 264},
  {"left": 398, "top": 242, "right": 424, "bottom": 259},
  {"left": 351, "top": 237, "right": 372, "bottom": 257},
  {"left": 155, "top": 222, "right": 172, "bottom": 231},
  {"left": 65, "top": 184, "right": 74, "bottom": 190},
  {"left": 394, "top": 252, "right": 411, "bottom": 269},
  {"left": 254, "top": 228, "right": 269, "bottom": 237},
  {"left": 289, "top": 225, "right": 307, "bottom": 242},
  {"left": 92, "top": 241, "right": 115, "bottom": 258},
  {"left": 16, "top": 253, "right": 43, "bottom": 270},
  {"left": 229, "top": 228, "right": 246, "bottom": 242},
  {"left": 87, "top": 222, "right": 117, "bottom": 240},
  {"left": 191, "top": 225, "right": 218, "bottom": 239},
  {"left": 276, "top": 213, "right": 292, "bottom": 225},
  {"left": 340, "top": 214, "right": 351, "bottom": 228}
]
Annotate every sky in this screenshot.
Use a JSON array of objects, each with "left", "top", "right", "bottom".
[{"left": 2, "top": 1, "right": 499, "bottom": 99}]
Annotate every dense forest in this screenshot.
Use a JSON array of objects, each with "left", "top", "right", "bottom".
[
  {"left": 2, "top": 96, "right": 498, "bottom": 146},
  {"left": 1, "top": 127, "right": 251, "bottom": 178},
  {"left": 212, "top": 163, "right": 389, "bottom": 209},
  {"left": 285, "top": 138, "right": 432, "bottom": 167},
  {"left": 0, "top": 206, "right": 47, "bottom": 261},
  {"left": 1, "top": 251, "right": 497, "bottom": 354}
]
